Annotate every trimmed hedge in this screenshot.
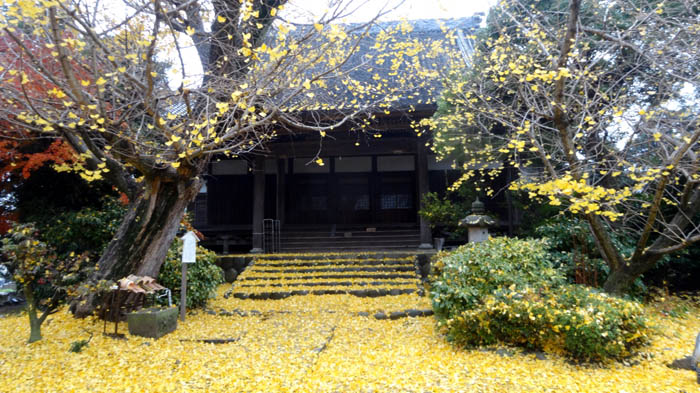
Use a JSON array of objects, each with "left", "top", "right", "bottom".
[{"left": 430, "top": 237, "right": 652, "bottom": 362}]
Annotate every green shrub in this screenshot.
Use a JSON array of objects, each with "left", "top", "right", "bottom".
[
  {"left": 430, "top": 237, "right": 564, "bottom": 320},
  {"left": 157, "top": 239, "right": 224, "bottom": 309},
  {"left": 419, "top": 192, "right": 470, "bottom": 241},
  {"left": 446, "top": 285, "right": 652, "bottom": 362},
  {"left": 535, "top": 215, "right": 649, "bottom": 296},
  {"left": 534, "top": 215, "right": 607, "bottom": 286},
  {"left": 430, "top": 237, "right": 652, "bottom": 362},
  {"left": 1, "top": 223, "right": 94, "bottom": 342},
  {"left": 33, "top": 196, "right": 126, "bottom": 257}
]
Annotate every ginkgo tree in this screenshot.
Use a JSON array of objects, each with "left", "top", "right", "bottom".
[
  {"left": 0, "top": 0, "right": 453, "bottom": 315},
  {"left": 428, "top": 0, "right": 700, "bottom": 293}
]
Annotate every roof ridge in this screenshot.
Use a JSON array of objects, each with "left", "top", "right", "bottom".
[{"left": 294, "top": 15, "right": 483, "bottom": 34}]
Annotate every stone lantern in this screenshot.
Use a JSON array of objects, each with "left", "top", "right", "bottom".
[{"left": 459, "top": 197, "right": 496, "bottom": 243}]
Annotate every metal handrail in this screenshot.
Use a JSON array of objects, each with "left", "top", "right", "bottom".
[{"left": 262, "top": 219, "right": 281, "bottom": 253}]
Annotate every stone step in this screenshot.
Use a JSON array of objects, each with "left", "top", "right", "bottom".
[
  {"left": 231, "top": 288, "right": 418, "bottom": 300},
  {"left": 253, "top": 259, "right": 414, "bottom": 268},
  {"left": 279, "top": 245, "right": 421, "bottom": 253},
  {"left": 207, "top": 308, "right": 434, "bottom": 319},
  {"left": 251, "top": 252, "right": 415, "bottom": 261},
  {"left": 280, "top": 234, "right": 421, "bottom": 242},
  {"left": 280, "top": 229, "right": 420, "bottom": 236},
  {"left": 237, "top": 280, "right": 418, "bottom": 288},
  {"left": 277, "top": 227, "right": 422, "bottom": 253},
  {"left": 367, "top": 309, "right": 434, "bottom": 320},
  {"left": 251, "top": 266, "right": 416, "bottom": 274},
  {"left": 235, "top": 277, "right": 419, "bottom": 286},
  {"left": 240, "top": 273, "right": 417, "bottom": 281},
  {"left": 237, "top": 284, "right": 419, "bottom": 294},
  {"left": 280, "top": 239, "right": 420, "bottom": 247}
]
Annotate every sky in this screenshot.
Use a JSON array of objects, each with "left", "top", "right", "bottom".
[
  {"left": 155, "top": 0, "right": 496, "bottom": 89},
  {"left": 288, "top": 0, "right": 495, "bottom": 22},
  {"left": 169, "top": 0, "right": 496, "bottom": 88}
]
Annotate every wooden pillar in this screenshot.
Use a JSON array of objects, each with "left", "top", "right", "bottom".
[
  {"left": 276, "top": 159, "right": 286, "bottom": 225},
  {"left": 250, "top": 156, "right": 265, "bottom": 253},
  {"left": 370, "top": 156, "right": 378, "bottom": 223},
  {"left": 328, "top": 157, "right": 337, "bottom": 225},
  {"left": 416, "top": 140, "right": 433, "bottom": 249}
]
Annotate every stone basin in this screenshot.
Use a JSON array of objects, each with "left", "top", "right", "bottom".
[{"left": 127, "top": 307, "right": 178, "bottom": 339}]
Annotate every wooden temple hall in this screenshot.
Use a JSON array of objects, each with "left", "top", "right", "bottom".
[
  {"left": 191, "top": 17, "right": 486, "bottom": 253},
  {"left": 192, "top": 124, "right": 463, "bottom": 253}
]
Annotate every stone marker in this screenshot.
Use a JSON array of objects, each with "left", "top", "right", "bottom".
[
  {"left": 694, "top": 332, "right": 700, "bottom": 368},
  {"left": 668, "top": 332, "right": 700, "bottom": 377},
  {"left": 224, "top": 268, "right": 238, "bottom": 283},
  {"left": 669, "top": 356, "right": 696, "bottom": 371}
]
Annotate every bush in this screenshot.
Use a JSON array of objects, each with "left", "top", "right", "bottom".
[
  {"left": 535, "top": 215, "right": 649, "bottom": 296},
  {"left": 430, "top": 237, "right": 652, "bottom": 362},
  {"left": 1, "top": 223, "right": 94, "bottom": 342},
  {"left": 33, "top": 196, "right": 126, "bottom": 257},
  {"left": 157, "top": 239, "right": 223, "bottom": 309},
  {"left": 431, "top": 237, "right": 564, "bottom": 319},
  {"left": 446, "top": 285, "right": 652, "bottom": 362},
  {"left": 419, "top": 192, "right": 470, "bottom": 241},
  {"left": 535, "top": 215, "right": 608, "bottom": 287}
]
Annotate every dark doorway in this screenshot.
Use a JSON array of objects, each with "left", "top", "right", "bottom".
[
  {"left": 375, "top": 172, "right": 416, "bottom": 223},
  {"left": 288, "top": 174, "right": 331, "bottom": 225},
  {"left": 335, "top": 174, "right": 371, "bottom": 225},
  {"left": 207, "top": 175, "right": 253, "bottom": 225}
]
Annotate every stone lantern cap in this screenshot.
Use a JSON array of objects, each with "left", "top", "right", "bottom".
[{"left": 459, "top": 197, "right": 497, "bottom": 227}]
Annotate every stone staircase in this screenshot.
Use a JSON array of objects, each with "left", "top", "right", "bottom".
[
  {"left": 228, "top": 252, "right": 426, "bottom": 301},
  {"left": 279, "top": 227, "right": 422, "bottom": 253}
]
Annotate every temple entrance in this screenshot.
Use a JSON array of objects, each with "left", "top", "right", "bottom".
[
  {"left": 286, "top": 169, "right": 416, "bottom": 227},
  {"left": 336, "top": 174, "right": 371, "bottom": 225}
]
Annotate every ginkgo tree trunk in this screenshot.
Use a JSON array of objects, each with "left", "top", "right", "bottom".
[
  {"left": 427, "top": 0, "right": 700, "bottom": 294},
  {"left": 0, "top": 0, "right": 448, "bottom": 316}
]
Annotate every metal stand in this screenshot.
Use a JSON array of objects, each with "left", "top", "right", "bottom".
[
  {"left": 262, "top": 219, "right": 280, "bottom": 253},
  {"left": 100, "top": 287, "right": 171, "bottom": 337}
]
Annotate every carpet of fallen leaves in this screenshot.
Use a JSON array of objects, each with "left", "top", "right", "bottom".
[
  {"left": 229, "top": 255, "right": 421, "bottom": 298},
  {"left": 1, "top": 287, "right": 699, "bottom": 392}
]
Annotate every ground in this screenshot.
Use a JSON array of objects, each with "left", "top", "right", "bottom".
[
  {"left": 0, "top": 282, "right": 699, "bottom": 392},
  {"left": 1, "top": 252, "right": 699, "bottom": 392}
]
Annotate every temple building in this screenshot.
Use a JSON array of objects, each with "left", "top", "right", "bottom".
[{"left": 191, "top": 16, "right": 515, "bottom": 253}]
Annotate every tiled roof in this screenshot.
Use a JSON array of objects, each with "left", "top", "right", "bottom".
[
  {"left": 169, "top": 16, "right": 481, "bottom": 116},
  {"left": 279, "top": 16, "right": 481, "bottom": 112}
]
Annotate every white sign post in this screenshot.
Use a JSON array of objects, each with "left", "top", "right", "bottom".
[{"left": 180, "top": 231, "right": 198, "bottom": 322}]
